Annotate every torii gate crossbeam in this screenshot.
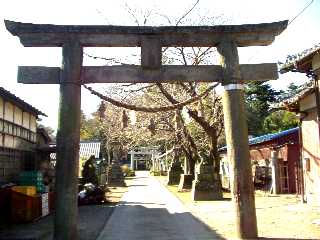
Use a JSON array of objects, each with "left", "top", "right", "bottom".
[{"left": 5, "top": 20, "right": 288, "bottom": 240}]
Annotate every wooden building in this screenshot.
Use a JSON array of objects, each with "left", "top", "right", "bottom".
[
  {"left": 0, "top": 87, "right": 46, "bottom": 183},
  {"left": 280, "top": 44, "right": 320, "bottom": 205},
  {"left": 219, "top": 127, "right": 300, "bottom": 194}
]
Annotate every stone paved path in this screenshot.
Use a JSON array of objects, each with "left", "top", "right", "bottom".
[{"left": 97, "top": 171, "right": 221, "bottom": 240}]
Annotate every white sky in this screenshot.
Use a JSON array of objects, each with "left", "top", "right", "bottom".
[{"left": 0, "top": 0, "right": 319, "bottom": 131}]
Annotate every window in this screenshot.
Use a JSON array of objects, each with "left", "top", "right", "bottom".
[
  {"left": 9, "top": 124, "right": 12, "bottom": 134},
  {"left": 16, "top": 127, "right": 21, "bottom": 137},
  {"left": 3, "top": 122, "right": 9, "bottom": 133}
]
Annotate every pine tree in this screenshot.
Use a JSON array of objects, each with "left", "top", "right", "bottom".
[
  {"left": 245, "top": 82, "right": 281, "bottom": 136},
  {"left": 263, "top": 110, "right": 298, "bottom": 133}
]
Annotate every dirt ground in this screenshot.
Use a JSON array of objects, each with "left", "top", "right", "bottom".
[
  {"left": 156, "top": 176, "right": 320, "bottom": 240},
  {"left": 0, "top": 184, "right": 128, "bottom": 240},
  {"left": 105, "top": 184, "right": 128, "bottom": 204}
]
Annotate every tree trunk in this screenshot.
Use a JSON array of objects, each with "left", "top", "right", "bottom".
[
  {"left": 208, "top": 128, "right": 221, "bottom": 180},
  {"left": 181, "top": 145, "right": 196, "bottom": 175}
]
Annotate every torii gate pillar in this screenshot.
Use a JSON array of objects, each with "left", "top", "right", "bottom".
[
  {"left": 217, "top": 41, "right": 257, "bottom": 238},
  {"left": 55, "top": 41, "right": 82, "bottom": 239}
]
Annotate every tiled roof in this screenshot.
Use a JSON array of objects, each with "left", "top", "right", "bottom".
[
  {"left": 219, "top": 127, "right": 299, "bottom": 152},
  {"left": 279, "top": 43, "right": 320, "bottom": 74},
  {"left": 0, "top": 87, "right": 47, "bottom": 116},
  {"left": 282, "top": 81, "right": 313, "bottom": 108},
  {"left": 37, "top": 127, "right": 52, "bottom": 143},
  {"left": 50, "top": 141, "right": 101, "bottom": 159},
  {"left": 272, "top": 81, "right": 314, "bottom": 112},
  {"left": 79, "top": 141, "right": 101, "bottom": 158}
]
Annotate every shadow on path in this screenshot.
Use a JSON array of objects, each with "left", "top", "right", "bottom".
[
  {"left": 259, "top": 238, "right": 317, "bottom": 240},
  {"left": 127, "top": 184, "right": 148, "bottom": 187},
  {"left": 0, "top": 204, "right": 115, "bottom": 240},
  {"left": 98, "top": 203, "right": 224, "bottom": 240},
  {"left": 98, "top": 171, "right": 224, "bottom": 240}
]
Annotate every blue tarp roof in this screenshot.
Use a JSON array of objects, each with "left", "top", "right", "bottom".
[
  {"left": 219, "top": 127, "right": 299, "bottom": 152},
  {"left": 248, "top": 127, "right": 298, "bottom": 145}
]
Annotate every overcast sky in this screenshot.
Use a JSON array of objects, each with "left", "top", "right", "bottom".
[{"left": 0, "top": 0, "right": 319, "bottom": 131}]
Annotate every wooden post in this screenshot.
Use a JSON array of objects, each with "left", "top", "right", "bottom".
[
  {"left": 271, "top": 149, "right": 280, "bottom": 194},
  {"left": 131, "top": 152, "right": 135, "bottom": 170},
  {"left": 217, "top": 41, "right": 258, "bottom": 239},
  {"left": 54, "top": 40, "right": 82, "bottom": 240}
]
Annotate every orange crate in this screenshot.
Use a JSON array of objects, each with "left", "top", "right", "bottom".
[
  {"left": 12, "top": 186, "right": 36, "bottom": 196},
  {"left": 11, "top": 191, "right": 41, "bottom": 223}
]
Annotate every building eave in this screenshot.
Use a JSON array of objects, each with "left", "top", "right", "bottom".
[
  {"left": 279, "top": 44, "right": 320, "bottom": 75},
  {"left": 0, "top": 87, "right": 47, "bottom": 117}
]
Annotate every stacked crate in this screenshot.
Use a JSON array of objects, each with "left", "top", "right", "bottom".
[
  {"left": 10, "top": 191, "right": 40, "bottom": 222},
  {"left": 11, "top": 186, "right": 36, "bottom": 196},
  {"left": 19, "top": 171, "right": 45, "bottom": 193}
]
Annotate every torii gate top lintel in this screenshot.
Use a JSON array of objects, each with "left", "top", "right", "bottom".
[
  {"left": 5, "top": 20, "right": 288, "bottom": 47},
  {"left": 4, "top": 20, "right": 288, "bottom": 85}
]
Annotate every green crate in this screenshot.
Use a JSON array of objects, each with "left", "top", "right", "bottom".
[
  {"left": 19, "top": 171, "right": 44, "bottom": 193},
  {"left": 20, "top": 171, "right": 42, "bottom": 178}
]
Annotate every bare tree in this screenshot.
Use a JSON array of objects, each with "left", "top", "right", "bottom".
[{"left": 83, "top": 1, "right": 226, "bottom": 189}]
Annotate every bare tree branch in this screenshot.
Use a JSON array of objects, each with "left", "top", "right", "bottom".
[
  {"left": 124, "top": 3, "right": 141, "bottom": 26},
  {"left": 84, "top": 84, "right": 216, "bottom": 113},
  {"left": 154, "top": 13, "right": 172, "bottom": 25},
  {"left": 156, "top": 83, "right": 179, "bottom": 104},
  {"left": 175, "top": 0, "right": 200, "bottom": 26},
  {"left": 123, "top": 84, "right": 156, "bottom": 93},
  {"left": 83, "top": 52, "right": 135, "bottom": 66}
]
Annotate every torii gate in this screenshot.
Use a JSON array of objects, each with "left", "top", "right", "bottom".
[
  {"left": 5, "top": 20, "right": 287, "bottom": 239},
  {"left": 128, "top": 148, "right": 158, "bottom": 170}
]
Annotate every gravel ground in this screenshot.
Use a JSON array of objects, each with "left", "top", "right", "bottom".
[{"left": 156, "top": 176, "right": 320, "bottom": 240}]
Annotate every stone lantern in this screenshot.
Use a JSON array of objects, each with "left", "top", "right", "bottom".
[{"left": 106, "top": 141, "right": 125, "bottom": 186}]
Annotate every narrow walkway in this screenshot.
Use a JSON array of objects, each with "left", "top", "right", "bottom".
[{"left": 97, "top": 171, "right": 221, "bottom": 240}]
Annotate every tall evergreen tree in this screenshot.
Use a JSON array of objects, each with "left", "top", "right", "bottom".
[
  {"left": 286, "top": 83, "right": 301, "bottom": 97},
  {"left": 263, "top": 110, "right": 298, "bottom": 133},
  {"left": 245, "top": 81, "right": 281, "bottom": 136}
]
